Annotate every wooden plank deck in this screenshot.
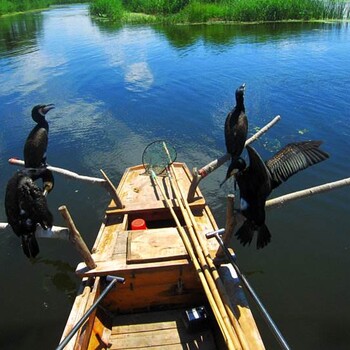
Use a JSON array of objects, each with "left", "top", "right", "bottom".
[
  {"left": 106, "top": 163, "right": 205, "bottom": 215},
  {"left": 110, "top": 309, "right": 217, "bottom": 350}
]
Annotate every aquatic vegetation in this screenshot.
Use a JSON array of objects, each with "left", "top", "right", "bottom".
[
  {"left": 122, "top": 0, "right": 190, "bottom": 14},
  {"left": 89, "top": 0, "right": 349, "bottom": 23},
  {"left": 90, "top": 0, "right": 124, "bottom": 20},
  {"left": 0, "top": 0, "right": 88, "bottom": 16}
]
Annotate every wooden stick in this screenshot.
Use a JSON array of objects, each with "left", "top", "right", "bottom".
[
  {"left": 223, "top": 194, "right": 237, "bottom": 246},
  {"left": 8, "top": 158, "right": 106, "bottom": 185},
  {"left": 99, "top": 169, "right": 124, "bottom": 209},
  {"left": 245, "top": 115, "right": 281, "bottom": 145},
  {"left": 59, "top": 205, "right": 97, "bottom": 270},
  {"left": 216, "top": 194, "right": 237, "bottom": 258},
  {"left": 163, "top": 142, "right": 245, "bottom": 347},
  {"left": 167, "top": 165, "right": 250, "bottom": 350},
  {"left": 0, "top": 223, "right": 70, "bottom": 240},
  {"left": 266, "top": 177, "right": 350, "bottom": 209},
  {"left": 162, "top": 141, "right": 247, "bottom": 348},
  {"left": 150, "top": 171, "right": 237, "bottom": 350},
  {"left": 187, "top": 115, "right": 281, "bottom": 202}
]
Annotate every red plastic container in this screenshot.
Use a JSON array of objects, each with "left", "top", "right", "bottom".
[{"left": 131, "top": 218, "right": 147, "bottom": 230}]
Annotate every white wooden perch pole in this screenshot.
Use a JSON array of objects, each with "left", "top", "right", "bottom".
[
  {"left": 187, "top": 115, "right": 281, "bottom": 202},
  {"left": 0, "top": 223, "right": 70, "bottom": 239},
  {"left": 8, "top": 158, "right": 124, "bottom": 208},
  {"left": 8, "top": 158, "right": 105, "bottom": 184},
  {"left": 266, "top": 177, "right": 350, "bottom": 209}
]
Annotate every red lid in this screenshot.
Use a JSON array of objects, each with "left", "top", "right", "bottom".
[{"left": 131, "top": 218, "right": 147, "bottom": 230}]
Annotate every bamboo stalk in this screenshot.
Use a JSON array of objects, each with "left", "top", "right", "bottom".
[
  {"left": 168, "top": 164, "right": 250, "bottom": 350},
  {"left": 187, "top": 115, "right": 281, "bottom": 202},
  {"left": 59, "top": 205, "right": 97, "bottom": 270},
  {"left": 163, "top": 142, "right": 246, "bottom": 348},
  {"left": 8, "top": 158, "right": 106, "bottom": 185},
  {"left": 150, "top": 171, "right": 237, "bottom": 350},
  {"left": 223, "top": 194, "right": 237, "bottom": 246},
  {"left": 99, "top": 169, "right": 124, "bottom": 209},
  {"left": 216, "top": 194, "right": 237, "bottom": 258},
  {"left": 0, "top": 223, "right": 70, "bottom": 240},
  {"left": 266, "top": 177, "right": 350, "bottom": 209},
  {"left": 245, "top": 115, "right": 281, "bottom": 146}
]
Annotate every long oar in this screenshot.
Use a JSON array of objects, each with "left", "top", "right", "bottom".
[
  {"left": 148, "top": 169, "right": 238, "bottom": 350},
  {"left": 206, "top": 229, "right": 291, "bottom": 350},
  {"left": 163, "top": 155, "right": 250, "bottom": 350},
  {"left": 56, "top": 275, "right": 125, "bottom": 350}
]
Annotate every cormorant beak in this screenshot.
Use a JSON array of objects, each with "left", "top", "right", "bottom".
[
  {"left": 40, "top": 104, "right": 55, "bottom": 116},
  {"left": 240, "top": 83, "right": 246, "bottom": 91}
]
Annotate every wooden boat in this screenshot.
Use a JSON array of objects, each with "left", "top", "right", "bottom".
[{"left": 58, "top": 162, "right": 266, "bottom": 350}]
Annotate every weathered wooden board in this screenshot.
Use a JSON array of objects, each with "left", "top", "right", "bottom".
[
  {"left": 102, "top": 264, "right": 204, "bottom": 312},
  {"left": 127, "top": 227, "right": 187, "bottom": 263},
  {"left": 106, "top": 163, "right": 205, "bottom": 215},
  {"left": 110, "top": 309, "right": 217, "bottom": 350}
]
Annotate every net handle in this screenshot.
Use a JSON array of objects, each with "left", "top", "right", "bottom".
[{"left": 142, "top": 140, "right": 177, "bottom": 175}]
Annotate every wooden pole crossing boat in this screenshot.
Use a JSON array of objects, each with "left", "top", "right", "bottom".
[{"left": 58, "top": 161, "right": 266, "bottom": 350}]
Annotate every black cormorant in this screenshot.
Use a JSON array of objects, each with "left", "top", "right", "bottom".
[
  {"left": 234, "top": 141, "right": 329, "bottom": 249},
  {"left": 221, "top": 84, "right": 248, "bottom": 186},
  {"left": 5, "top": 168, "right": 54, "bottom": 258},
  {"left": 24, "top": 104, "right": 55, "bottom": 168}
]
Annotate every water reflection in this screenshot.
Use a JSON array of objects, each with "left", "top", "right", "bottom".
[
  {"left": 36, "top": 258, "right": 77, "bottom": 299},
  {"left": 0, "top": 14, "right": 42, "bottom": 55},
  {"left": 151, "top": 21, "right": 348, "bottom": 49}
]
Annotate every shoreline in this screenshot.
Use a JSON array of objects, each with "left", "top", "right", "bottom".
[
  {"left": 2, "top": 3, "right": 349, "bottom": 25},
  {"left": 91, "top": 13, "right": 350, "bottom": 26}
]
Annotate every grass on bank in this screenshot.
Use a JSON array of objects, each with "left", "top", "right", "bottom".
[
  {"left": 0, "top": 0, "right": 88, "bottom": 16},
  {"left": 90, "top": 0, "right": 349, "bottom": 23}
]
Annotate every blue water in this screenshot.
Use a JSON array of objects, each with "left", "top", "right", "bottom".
[{"left": 0, "top": 4, "right": 349, "bottom": 349}]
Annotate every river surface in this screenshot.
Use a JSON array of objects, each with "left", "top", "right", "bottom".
[{"left": 0, "top": 4, "right": 349, "bottom": 349}]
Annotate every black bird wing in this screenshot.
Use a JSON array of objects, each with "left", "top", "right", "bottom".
[
  {"left": 18, "top": 177, "right": 53, "bottom": 229},
  {"left": 235, "top": 146, "right": 272, "bottom": 248},
  {"left": 265, "top": 141, "right": 329, "bottom": 190},
  {"left": 236, "top": 145, "right": 272, "bottom": 222},
  {"left": 24, "top": 125, "right": 48, "bottom": 167},
  {"left": 245, "top": 145, "right": 272, "bottom": 198},
  {"left": 5, "top": 174, "right": 22, "bottom": 236}
]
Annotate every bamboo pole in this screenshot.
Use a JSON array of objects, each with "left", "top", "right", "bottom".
[
  {"left": 0, "top": 223, "right": 70, "bottom": 240},
  {"left": 99, "top": 169, "right": 124, "bottom": 209},
  {"left": 206, "top": 229, "right": 290, "bottom": 350},
  {"left": 187, "top": 115, "right": 281, "bottom": 202},
  {"left": 149, "top": 171, "right": 237, "bottom": 350},
  {"left": 245, "top": 115, "right": 281, "bottom": 146},
  {"left": 162, "top": 143, "right": 247, "bottom": 348},
  {"left": 223, "top": 194, "right": 237, "bottom": 246},
  {"left": 216, "top": 194, "right": 237, "bottom": 258},
  {"left": 167, "top": 164, "right": 250, "bottom": 350},
  {"left": 59, "top": 205, "right": 96, "bottom": 270},
  {"left": 8, "top": 158, "right": 106, "bottom": 185},
  {"left": 266, "top": 177, "right": 350, "bottom": 209}
]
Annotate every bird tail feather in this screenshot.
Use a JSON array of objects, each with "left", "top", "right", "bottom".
[
  {"left": 235, "top": 220, "right": 271, "bottom": 249},
  {"left": 235, "top": 220, "right": 255, "bottom": 247},
  {"left": 21, "top": 234, "right": 39, "bottom": 258},
  {"left": 256, "top": 224, "right": 271, "bottom": 249}
]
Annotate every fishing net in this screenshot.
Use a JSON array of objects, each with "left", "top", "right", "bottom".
[{"left": 142, "top": 140, "right": 177, "bottom": 175}]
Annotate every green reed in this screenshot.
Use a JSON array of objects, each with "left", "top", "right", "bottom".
[
  {"left": 0, "top": 0, "right": 88, "bottom": 16},
  {"left": 90, "top": 0, "right": 124, "bottom": 20},
  {"left": 89, "top": 0, "right": 348, "bottom": 23},
  {"left": 173, "top": 0, "right": 347, "bottom": 23},
  {"left": 2, "top": 0, "right": 346, "bottom": 22}
]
